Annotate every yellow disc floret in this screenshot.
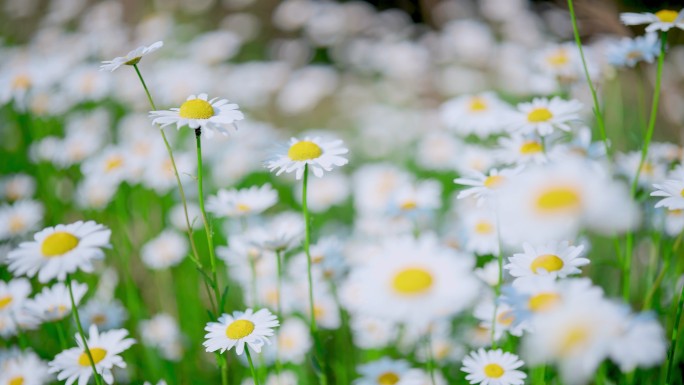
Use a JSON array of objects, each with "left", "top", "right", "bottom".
[
  {"left": 531, "top": 254, "right": 564, "bottom": 273},
  {"left": 41, "top": 232, "right": 80, "bottom": 257},
  {"left": 655, "top": 9, "right": 678, "bottom": 23},
  {"left": 559, "top": 326, "right": 589, "bottom": 356},
  {"left": 179, "top": 99, "right": 215, "bottom": 119},
  {"left": 484, "top": 363, "right": 505, "bottom": 378},
  {"left": 528, "top": 292, "right": 561, "bottom": 312},
  {"left": 78, "top": 348, "right": 107, "bottom": 366},
  {"left": 392, "top": 267, "right": 434, "bottom": 295},
  {"left": 377, "top": 372, "right": 400, "bottom": 385},
  {"left": 519, "top": 141, "right": 543, "bottom": 154},
  {"left": 288, "top": 141, "right": 323, "bottom": 161},
  {"left": 9, "top": 376, "right": 24, "bottom": 385},
  {"left": 468, "top": 97, "right": 488, "bottom": 112},
  {"left": 484, "top": 175, "right": 505, "bottom": 189},
  {"left": 0, "top": 296, "right": 13, "bottom": 310},
  {"left": 535, "top": 186, "right": 581, "bottom": 213},
  {"left": 527, "top": 107, "right": 553, "bottom": 123},
  {"left": 226, "top": 319, "right": 255, "bottom": 339}
]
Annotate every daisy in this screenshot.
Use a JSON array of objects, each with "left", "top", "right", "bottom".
[
  {"left": 140, "top": 230, "right": 188, "bottom": 270},
  {"left": 608, "top": 313, "right": 666, "bottom": 372},
  {"left": 48, "top": 325, "right": 136, "bottom": 385},
  {"left": 206, "top": 184, "right": 278, "bottom": 218},
  {"left": 459, "top": 208, "right": 500, "bottom": 256},
  {"left": 139, "top": 313, "right": 184, "bottom": 361},
  {"left": 79, "top": 299, "right": 128, "bottom": 331},
  {"left": 0, "top": 278, "right": 40, "bottom": 337},
  {"left": 0, "top": 173, "right": 36, "bottom": 201},
  {"left": 266, "top": 136, "right": 349, "bottom": 180},
  {"left": 651, "top": 179, "right": 684, "bottom": 210},
  {"left": 439, "top": 92, "right": 512, "bottom": 138},
  {"left": 607, "top": 33, "right": 661, "bottom": 68},
  {"left": 7, "top": 221, "right": 111, "bottom": 283},
  {"left": 293, "top": 172, "right": 351, "bottom": 213},
  {"left": 262, "top": 317, "right": 311, "bottom": 364},
  {"left": 149, "top": 93, "right": 245, "bottom": 138},
  {"left": 26, "top": 281, "right": 88, "bottom": 322},
  {"left": 461, "top": 348, "right": 526, "bottom": 385},
  {"left": 388, "top": 179, "right": 442, "bottom": 216},
  {"left": 505, "top": 241, "right": 589, "bottom": 282},
  {"left": 203, "top": 308, "right": 279, "bottom": 355},
  {"left": 354, "top": 358, "right": 424, "bottom": 385},
  {"left": 350, "top": 315, "right": 399, "bottom": 350},
  {"left": 497, "top": 135, "right": 547, "bottom": 165},
  {"left": 0, "top": 349, "right": 51, "bottom": 385},
  {"left": 474, "top": 301, "right": 525, "bottom": 341},
  {"left": 620, "top": 9, "right": 684, "bottom": 32},
  {"left": 454, "top": 167, "right": 521, "bottom": 206},
  {"left": 0, "top": 200, "right": 44, "bottom": 241},
  {"left": 100, "top": 41, "right": 164, "bottom": 72},
  {"left": 508, "top": 97, "right": 583, "bottom": 136}
]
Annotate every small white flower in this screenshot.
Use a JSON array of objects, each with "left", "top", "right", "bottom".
[
  {"left": 100, "top": 41, "right": 164, "bottom": 72},
  {"left": 508, "top": 97, "right": 583, "bottom": 136},
  {"left": 0, "top": 349, "right": 51, "bottom": 385},
  {"left": 203, "top": 308, "right": 279, "bottom": 355},
  {"left": 150, "top": 93, "right": 244, "bottom": 138},
  {"left": 651, "top": 179, "right": 684, "bottom": 210},
  {"left": 0, "top": 200, "right": 44, "bottom": 241},
  {"left": 266, "top": 136, "right": 349, "bottom": 180},
  {"left": 461, "top": 348, "right": 526, "bottom": 385},
  {"left": 26, "top": 281, "right": 88, "bottom": 322},
  {"left": 505, "top": 241, "right": 589, "bottom": 283},
  {"left": 206, "top": 184, "right": 278, "bottom": 218},
  {"left": 140, "top": 230, "right": 188, "bottom": 270},
  {"left": 354, "top": 357, "right": 424, "bottom": 385},
  {"left": 620, "top": 9, "right": 684, "bottom": 32},
  {"left": 455, "top": 167, "right": 522, "bottom": 206}
]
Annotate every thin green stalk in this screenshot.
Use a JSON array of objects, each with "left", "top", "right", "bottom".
[
  {"left": 54, "top": 320, "right": 68, "bottom": 350},
  {"left": 424, "top": 334, "right": 437, "bottom": 385},
  {"left": 245, "top": 350, "right": 261, "bottom": 385},
  {"left": 274, "top": 249, "right": 284, "bottom": 377},
  {"left": 67, "top": 275, "right": 104, "bottom": 385},
  {"left": 665, "top": 277, "right": 684, "bottom": 385},
  {"left": 491, "top": 200, "right": 504, "bottom": 349},
  {"left": 567, "top": 0, "right": 611, "bottom": 159}
]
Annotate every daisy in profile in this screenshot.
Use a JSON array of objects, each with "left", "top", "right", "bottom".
[
  {"left": 508, "top": 97, "right": 583, "bottom": 136},
  {"left": 620, "top": 9, "right": 684, "bottom": 32},
  {"left": 651, "top": 178, "right": 684, "bottom": 210},
  {"left": 203, "top": 308, "right": 279, "bottom": 355},
  {"left": 48, "top": 324, "right": 136, "bottom": 385},
  {"left": 139, "top": 313, "right": 185, "bottom": 361},
  {"left": 461, "top": 348, "right": 526, "bottom": 385},
  {"left": 505, "top": 241, "right": 589, "bottom": 283},
  {"left": 7, "top": 221, "right": 111, "bottom": 283},
  {"left": 26, "top": 281, "right": 88, "bottom": 322},
  {"left": 100, "top": 41, "right": 164, "bottom": 72},
  {"left": 207, "top": 184, "right": 278, "bottom": 218},
  {"left": 266, "top": 136, "right": 349, "bottom": 180},
  {"left": 354, "top": 357, "right": 423, "bottom": 385},
  {"left": 607, "top": 33, "right": 660, "bottom": 68},
  {"left": 149, "top": 93, "right": 244, "bottom": 138}
]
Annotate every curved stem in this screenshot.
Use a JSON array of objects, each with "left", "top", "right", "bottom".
[{"left": 67, "top": 275, "right": 104, "bottom": 385}]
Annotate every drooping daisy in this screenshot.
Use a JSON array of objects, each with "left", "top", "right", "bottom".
[
  {"left": 620, "top": 9, "right": 684, "bottom": 32},
  {"left": 508, "top": 97, "right": 583, "bottom": 136},
  {"left": 454, "top": 167, "right": 521, "bottom": 207},
  {"left": 607, "top": 33, "right": 661, "bottom": 68},
  {"left": 26, "top": 281, "right": 88, "bottom": 322},
  {"left": 461, "top": 348, "right": 526, "bottom": 385},
  {"left": 505, "top": 241, "right": 589, "bottom": 283},
  {"left": 266, "top": 136, "right": 349, "bottom": 180},
  {"left": 203, "top": 308, "right": 279, "bottom": 355},
  {"left": 149, "top": 93, "right": 245, "bottom": 138},
  {"left": 651, "top": 179, "right": 684, "bottom": 210},
  {"left": 206, "top": 184, "right": 278, "bottom": 218},
  {"left": 354, "top": 357, "right": 424, "bottom": 385},
  {"left": 140, "top": 230, "right": 189, "bottom": 270},
  {"left": 0, "top": 349, "right": 51, "bottom": 385},
  {"left": 100, "top": 41, "right": 164, "bottom": 72},
  {"left": 48, "top": 325, "right": 136, "bottom": 385},
  {"left": 7, "top": 221, "right": 111, "bottom": 283},
  {"left": 0, "top": 200, "right": 44, "bottom": 241}
]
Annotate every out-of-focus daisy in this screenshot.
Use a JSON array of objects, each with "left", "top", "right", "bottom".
[
  {"left": 241, "top": 371, "right": 298, "bottom": 385},
  {"left": 616, "top": 151, "right": 666, "bottom": 188},
  {"left": 461, "top": 348, "right": 526, "bottom": 385},
  {"left": 474, "top": 301, "right": 525, "bottom": 341},
  {"left": 150, "top": 93, "right": 244, "bottom": 138},
  {"left": 607, "top": 33, "right": 660, "bottom": 68},
  {"left": 0, "top": 278, "right": 38, "bottom": 337},
  {"left": 388, "top": 179, "right": 442, "bottom": 217},
  {"left": 505, "top": 241, "right": 589, "bottom": 282},
  {"left": 508, "top": 97, "right": 583, "bottom": 136},
  {"left": 264, "top": 317, "right": 311, "bottom": 364},
  {"left": 620, "top": 9, "right": 684, "bottom": 32},
  {"left": 246, "top": 212, "right": 304, "bottom": 252},
  {"left": 139, "top": 313, "right": 184, "bottom": 361},
  {"left": 48, "top": 325, "right": 136, "bottom": 385},
  {"left": 497, "top": 135, "right": 547, "bottom": 165},
  {"left": 203, "top": 308, "right": 279, "bottom": 355},
  {"left": 651, "top": 179, "right": 684, "bottom": 210},
  {"left": 266, "top": 136, "right": 349, "bottom": 179},
  {"left": 26, "top": 281, "right": 88, "bottom": 322},
  {"left": 79, "top": 299, "right": 128, "bottom": 331},
  {"left": 608, "top": 313, "right": 666, "bottom": 372},
  {"left": 350, "top": 315, "right": 398, "bottom": 350},
  {"left": 0, "top": 349, "right": 51, "bottom": 385},
  {"left": 534, "top": 43, "right": 586, "bottom": 82},
  {"left": 7, "top": 221, "right": 111, "bottom": 283},
  {"left": 294, "top": 172, "right": 351, "bottom": 213},
  {"left": 140, "top": 230, "right": 188, "bottom": 270},
  {"left": 0, "top": 200, "right": 44, "bottom": 241},
  {"left": 81, "top": 146, "right": 132, "bottom": 187},
  {"left": 100, "top": 41, "right": 163, "bottom": 72},
  {"left": 455, "top": 167, "right": 521, "bottom": 207},
  {"left": 207, "top": 184, "right": 278, "bottom": 218},
  {"left": 0, "top": 173, "right": 36, "bottom": 201},
  {"left": 460, "top": 208, "right": 500, "bottom": 256},
  {"left": 475, "top": 260, "right": 502, "bottom": 287},
  {"left": 354, "top": 358, "right": 423, "bottom": 385},
  {"left": 440, "top": 92, "right": 511, "bottom": 138}
]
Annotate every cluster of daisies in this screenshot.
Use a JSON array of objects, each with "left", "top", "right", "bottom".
[{"left": 1, "top": 2, "right": 684, "bottom": 385}]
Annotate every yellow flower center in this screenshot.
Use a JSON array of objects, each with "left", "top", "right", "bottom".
[
  {"left": 9, "top": 376, "right": 24, "bottom": 385},
  {"left": 655, "top": 9, "right": 678, "bottom": 23},
  {"left": 41, "top": 232, "right": 80, "bottom": 257},
  {"left": 546, "top": 49, "right": 570, "bottom": 67},
  {"left": 531, "top": 254, "right": 564, "bottom": 273},
  {"left": 314, "top": 305, "right": 325, "bottom": 319},
  {"left": 680, "top": 188, "right": 684, "bottom": 198},
  {"left": 400, "top": 201, "right": 417, "bottom": 210},
  {"left": 527, "top": 107, "right": 553, "bottom": 123},
  {"left": 78, "top": 348, "right": 107, "bottom": 366},
  {"left": 288, "top": 141, "right": 323, "bottom": 161},
  {"left": 520, "top": 141, "right": 543, "bottom": 154},
  {"left": 496, "top": 310, "right": 515, "bottom": 326},
  {"left": 0, "top": 296, "right": 13, "bottom": 309},
  {"left": 475, "top": 221, "right": 494, "bottom": 234},
  {"left": 377, "top": 372, "right": 400, "bottom": 385},
  {"left": 484, "top": 175, "right": 505, "bottom": 189},
  {"left": 468, "top": 97, "right": 488, "bottom": 112},
  {"left": 105, "top": 156, "right": 123, "bottom": 172},
  {"left": 626, "top": 50, "right": 643, "bottom": 60},
  {"left": 179, "top": 99, "right": 214, "bottom": 119},
  {"left": 9, "top": 216, "right": 25, "bottom": 233},
  {"left": 48, "top": 304, "right": 69, "bottom": 315},
  {"left": 484, "top": 363, "right": 505, "bottom": 378},
  {"left": 12, "top": 74, "right": 31, "bottom": 90},
  {"left": 528, "top": 292, "right": 561, "bottom": 312},
  {"left": 236, "top": 204, "right": 251, "bottom": 212},
  {"left": 92, "top": 314, "right": 107, "bottom": 325},
  {"left": 559, "top": 326, "right": 589, "bottom": 355},
  {"left": 392, "top": 267, "right": 433, "bottom": 295},
  {"left": 535, "top": 186, "right": 581, "bottom": 214},
  {"left": 225, "top": 319, "right": 255, "bottom": 339}
]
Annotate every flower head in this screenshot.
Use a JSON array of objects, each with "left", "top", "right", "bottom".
[
  {"left": 203, "top": 308, "right": 279, "bottom": 355},
  {"left": 461, "top": 348, "right": 527, "bottom": 385},
  {"left": 100, "top": 41, "right": 164, "bottom": 72},
  {"left": 620, "top": 9, "right": 684, "bottom": 32},
  {"left": 266, "top": 137, "right": 349, "bottom": 180},
  {"left": 149, "top": 93, "right": 244, "bottom": 138}
]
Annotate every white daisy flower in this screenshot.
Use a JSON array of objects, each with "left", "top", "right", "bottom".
[
  {"left": 607, "top": 33, "right": 661, "bottom": 68},
  {"left": 354, "top": 357, "right": 424, "bottom": 385},
  {"left": 203, "top": 308, "right": 279, "bottom": 355},
  {"left": 0, "top": 173, "right": 36, "bottom": 201},
  {"left": 0, "top": 349, "right": 51, "bottom": 385},
  {"left": 651, "top": 179, "right": 684, "bottom": 210},
  {"left": 0, "top": 200, "right": 44, "bottom": 241},
  {"left": 79, "top": 299, "right": 128, "bottom": 332},
  {"left": 608, "top": 313, "right": 666, "bottom": 372},
  {"left": 100, "top": 41, "right": 164, "bottom": 72},
  {"left": 620, "top": 9, "right": 684, "bottom": 32},
  {"left": 149, "top": 93, "right": 245, "bottom": 138},
  {"left": 497, "top": 135, "right": 547, "bottom": 165},
  {"left": 461, "top": 348, "right": 526, "bottom": 385},
  {"left": 460, "top": 207, "right": 500, "bottom": 256},
  {"left": 139, "top": 313, "right": 184, "bottom": 361},
  {"left": 26, "top": 281, "right": 88, "bottom": 322},
  {"left": 262, "top": 317, "right": 311, "bottom": 364},
  {"left": 439, "top": 92, "right": 512, "bottom": 138},
  {"left": 455, "top": 167, "right": 521, "bottom": 207},
  {"left": 206, "top": 184, "right": 278, "bottom": 218},
  {"left": 508, "top": 97, "right": 583, "bottom": 136},
  {"left": 48, "top": 324, "right": 136, "bottom": 385},
  {"left": 7, "top": 221, "right": 111, "bottom": 283},
  {"left": 505, "top": 241, "right": 589, "bottom": 282},
  {"left": 0, "top": 278, "right": 38, "bottom": 338},
  {"left": 266, "top": 136, "right": 349, "bottom": 180},
  {"left": 388, "top": 179, "right": 442, "bottom": 216},
  {"left": 474, "top": 301, "right": 525, "bottom": 341},
  {"left": 350, "top": 315, "right": 398, "bottom": 350},
  {"left": 140, "top": 230, "right": 188, "bottom": 270}
]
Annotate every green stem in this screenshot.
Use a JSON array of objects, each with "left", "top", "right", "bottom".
[
  {"left": 424, "top": 334, "right": 437, "bottom": 385},
  {"left": 67, "top": 275, "right": 104, "bottom": 385},
  {"left": 245, "top": 349, "right": 261, "bottom": 385},
  {"left": 274, "top": 249, "right": 284, "bottom": 377},
  {"left": 491, "top": 200, "right": 504, "bottom": 349},
  {"left": 54, "top": 320, "right": 68, "bottom": 350},
  {"left": 665, "top": 277, "right": 684, "bottom": 385},
  {"left": 567, "top": 0, "right": 611, "bottom": 160}
]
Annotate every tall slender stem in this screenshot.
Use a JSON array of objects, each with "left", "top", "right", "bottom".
[
  {"left": 245, "top": 349, "right": 261, "bottom": 385},
  {"left": 666, "top": 278, "right": 684, "bottom": 385},
  {"left": 567, "top": 0, "right": 611, "bottom": 160},
  {"left": 67, "top": 275, "right": 104, "bottom": 385},
  {"left": 274, "top": 248, "right": 284, "bottom": 377}
]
